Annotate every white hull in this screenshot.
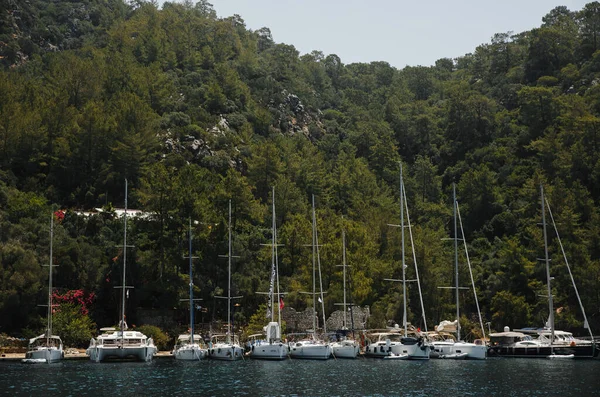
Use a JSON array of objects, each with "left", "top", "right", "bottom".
[
  {"left": 87, "top": 345, "right": 156, "bottom": 362},
  {"left": 366, "top": 340, "right": 430, "bottom": 359},
  {"left": 432, "top": 341, "right": 487, "bottom": 360},
  {"left": 249, "top": 342, "right": 288, "bottom": 360},
  {"left": 209, "top": 343, "right": 244, "bottom": 361},
  {"left": 331, "top": 341, "right": 359, "bottom": 358},
  {"left": 174, "top": 344, "right": 208, "bottom": 361},
  {"left": 23, "top": 347, "right": 63, "bottom": 363},
  {"left": 289, "top": 341, "right": 331, "bottom": 360}
]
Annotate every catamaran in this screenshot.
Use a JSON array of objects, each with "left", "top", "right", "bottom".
[
  {"left": 173, "top": 218, "right": 208, "bottom": 361},
  {"left": 87, "top": 179, "right": 156, "bottom": 362},
  {"left": 208, "top": 200, "right": 244, "bottom": 361},
  {"left": 248, "top": 187, "right": 288, "bottom": 360},
  {"left": 23, "top": 212, "right": 64, "bottom": 364},
  {"left": 288, "top": 195, "right": 331, "bottom": 360},
  {"left": 488, "top": 184, "right": 597, "bottom": 359},
  {"left": 430, "top": 184, "right": 487, "bottom": 360},
  {"left": 330, "top": 220, "right": 359, "bottom": 359}
]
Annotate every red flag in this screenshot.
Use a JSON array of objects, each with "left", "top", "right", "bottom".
[{"left": 279, "top": 297, "right": 285, "bottom": 310}]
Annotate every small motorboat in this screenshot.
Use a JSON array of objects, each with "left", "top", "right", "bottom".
[
  {"left": 384, "top": 353, "right": 409, "bottom": 360},
  {"left": 548, "top": 354, "right": 574, "bottom": 359},
  {"left": 440, "top": 352, "right": 469, "bottom": 359}
]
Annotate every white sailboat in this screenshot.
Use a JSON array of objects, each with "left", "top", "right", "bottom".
[
  {"left": 249, "top": 187, "right": 288, "bottom": 360},
  {"left": 209, "top": 200, "right": 244, "bottom": 361},
  {"left": 431, "top": 184, "right": 487, "bottom": 360},
  {"left": 289, "top": 195, "right": 331, "bottom": 360},
  {"left": 330, "top": 220, "right": 359, "bottom": 359},
  {"left": 367, "top": 163, "right": 430, "bottom": 359},
  {"left": 23, "top": 212, "right": 64, "bottom": 364},
  {"left": 173, "top": 218, "right": 208, "bottom": 361},
  {"left": 489, "top": 185, "right": 597, "bottom": 358},
  {"left": 87, "top": 179, "right": 156, "bottom": 362}
]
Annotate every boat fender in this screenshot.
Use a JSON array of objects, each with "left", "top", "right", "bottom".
[{"left": 570, "top": 341, "right": 576, "bottom": 347}]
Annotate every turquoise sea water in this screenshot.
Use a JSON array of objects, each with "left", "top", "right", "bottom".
[{"left": 1, "top": 357, "right": 599, "bottom": 396}]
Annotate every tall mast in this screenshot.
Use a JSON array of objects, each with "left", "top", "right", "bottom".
[
  {"left": 121, "top": 179, "right": 128, "bottom": 338},
  {"left": 453, "top": 183, "right": 461, "bottom": 341},
  {"left": 227, "top": 200, "right": 232, "bottom": 343},
  {"left": 274, "top": 189, "right": 282, "bottom": 328},
  {"left": 311, "top": 195, "right": 317, "bottom": 337},
  {"left": 541, "top": 184, "right": 554, "bottom": 351},
  {"left": 271, "top": 188, "right": 276, "bottom": 322},
  {"left": 342, "top": 222, "right": 347, "bottom": 329},
  {"left": 316, "top": 210, "right": 327, "bottom": 334},
  {"left": 400, "top": 163, "right": 407, "bottom": 338},
  {"left": 47, "top": 212, "right": 54, "bottom": 346},
  {"left": 188, "top": 218, "right": 194, "bottom": 344}
]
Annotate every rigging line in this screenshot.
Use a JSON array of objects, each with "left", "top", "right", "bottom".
[
  {"left": 315, "top": 204, "right": 327, "bottom": 334},
  {"left": 456, "top": 201, "right": 486, "bottom": 341},
  {"left": 402, "top": 174, "right": 428, "bottom": 333},
  {"left": 545, "top": 196, "right": 594, "bottom": 341}
]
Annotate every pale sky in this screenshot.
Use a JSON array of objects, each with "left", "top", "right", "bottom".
[{"left": 159, "top": 0, "right": 590, "bottom": 68}]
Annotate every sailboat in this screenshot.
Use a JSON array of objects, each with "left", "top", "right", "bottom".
[
  {"left": 288, "top": 195, "right": 332, "bottom": 360},
  {"left": 23, "top": 212, "right": 64, "bottom": 364},
  {"left": 86, "top": 179, "right": 156, "bottom": 362},
  {"left": 208, "top": 200, "right": 244, "bottom": 361},
  {"left": 330, "top": 219, "right": 360, "bottom": 359},
  {"left": 173, "top": 218, "right": 208, "bottom": 361},
  {"left": 365, "top": 163, "right": 430, "bottom": 359},
  {"left": 249, "top": 187, "right": 288, "bottom": 360},
  {"left": 488, "top": 184, "right": 598, "bottom": 358},
  {"left": 430, "top": 184, "right": 487, "bottom": 360}
]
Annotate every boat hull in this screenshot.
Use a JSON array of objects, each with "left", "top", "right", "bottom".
[
  {"left": 331, "top": 342, "right": 359, "bottom": 358},
  {"left": 23, "top": 347, "right": 63, "bottom": 364},
  {"left": 488, "top": 344, "right": 598, "bottom": 358},
  {"left": 209, "top": 344, "right": 244, "bottom": 361},
  {"left": 289, "top": 342, "right": 331, "bottom": 360},
  {"left": 249, "top": 343, "right": 288, "bottom": 360},
  {"left": 431, "top": 342, "right": 487, "bottom": 360},
  {"left": 365, "top": 341, "right": 430, "bottom": 359},
  {"left": 87, "top": 345, "right": 156, "bottom": 362},
  {"left": 174, "top": 345, "right": 208, "bottom": 361}
]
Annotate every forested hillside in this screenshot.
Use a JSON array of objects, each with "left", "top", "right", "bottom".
[{"left": 2, "top": 0, "right": 600, "bottom": 343}]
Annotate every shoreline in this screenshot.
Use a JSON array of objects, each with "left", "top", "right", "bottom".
[{"left": 0, "top": 350, "right": 174, "bottom": 362}]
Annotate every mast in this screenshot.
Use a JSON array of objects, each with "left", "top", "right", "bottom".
[
  {"left": 227, "top": 200, "right": 232, "bottom": 343},
  {"left": 274, "top": 191, "right": 282, "bottom": 329},
  {"left": 403, "top": 185, "right": 428, "bottom": 333},
  {"left": 400, "top": 163, "right": 407, "bottom": 338},
  {"left": 121, "top": 179, "right": 128, "bottom": 340},
  {"left": 271, "top": 187, "right": 276, "bottom": 323},
  {"left": 46, "top": 212, "right": 54, "bottom": 346},
  {"left": 342, "top": 223, "right": 347, "bottom": 329},
  {"left": 456, "top": 203, "right": 486, "bottom": 341},
  {"left": 188, "top": 218, "right": 194, "bottom": 344},
  {"left": 541, "top": 184, "right": 554, "bottom": 351},
  {"left": 311, "top": 195, "right": 317, "bottom": 338},
  {"left": 453, "top": 183, "right": 461, "bottom": 341},
  {"left": 316, "top": 208, "right": 327, "bottom": 334}
]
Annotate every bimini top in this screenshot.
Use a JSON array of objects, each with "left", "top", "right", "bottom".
[
  {"left": 177, "top": 334, "right": 203, "bottom": 341},
  {"left": 29, "top": 334, "right": 62, "bottom": 345}
]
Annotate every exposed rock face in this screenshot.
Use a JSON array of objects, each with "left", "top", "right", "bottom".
[
  {"left": 274, "top": 90, "right": 324, "bottom": 141},
  {"left": 282, "top": 306, "right": 370, "bottom": 333}
]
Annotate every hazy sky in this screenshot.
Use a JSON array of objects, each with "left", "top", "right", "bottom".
[{"left": 158, "top": 0, "right": 590, "bottom": 68}]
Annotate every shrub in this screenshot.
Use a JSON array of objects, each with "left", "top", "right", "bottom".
[
  {"left": 135, "top": 325, "right": 170, "bottom": 351},
  {"left": 53, "top": 303, "right": 96, "bottom": 348}
]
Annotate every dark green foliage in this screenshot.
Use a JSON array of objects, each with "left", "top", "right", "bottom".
[{"left": 2, "top": 0, "right": 600, "bottom": 340}]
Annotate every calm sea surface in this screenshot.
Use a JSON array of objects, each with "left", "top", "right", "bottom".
[{"left": 1, "top": 357, "right": 599, "bottom": 396}]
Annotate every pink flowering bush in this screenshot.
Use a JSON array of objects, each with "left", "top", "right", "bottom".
[{"left": 52, "top": 289, "right": 95, "bottom": 315}]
